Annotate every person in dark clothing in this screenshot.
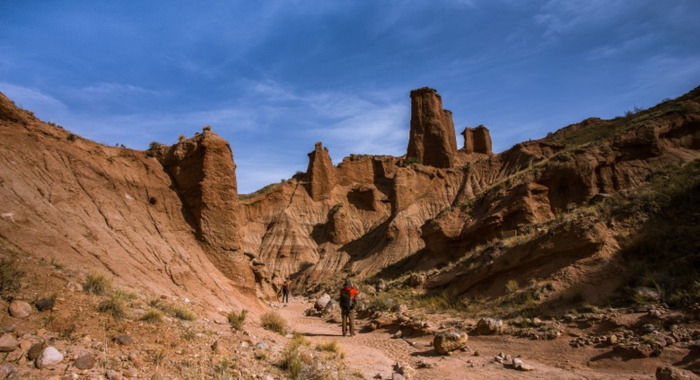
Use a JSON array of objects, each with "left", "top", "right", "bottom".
[
  {"left": 339, "top": 280, "right": 359, "bottom": 336},
  {"left": 281, "top": 280, "right": 291, "bottom": 303}
]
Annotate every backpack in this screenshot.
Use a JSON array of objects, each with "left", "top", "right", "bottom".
[{"left": 339, "top": 288, "right": 353, "bottom": 309}]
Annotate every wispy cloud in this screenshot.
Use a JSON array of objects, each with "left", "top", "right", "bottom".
[{"left": 0, "top": 82, "right": 67, "bottom": 116}]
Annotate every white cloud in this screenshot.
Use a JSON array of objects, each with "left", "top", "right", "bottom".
[
  {"left": 0, "top": 82, "right": 67, "bottom": 116},
  {"left": 534, "top": 0, "right": 634, "bottom": 37}
]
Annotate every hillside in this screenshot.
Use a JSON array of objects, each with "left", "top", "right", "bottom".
[{"left": 0, "top": 85, "right": 698, "bottom": 378}]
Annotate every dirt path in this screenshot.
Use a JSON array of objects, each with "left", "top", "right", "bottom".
[{"left": 276, "top": 298, "right": 686, "bottom": 379}]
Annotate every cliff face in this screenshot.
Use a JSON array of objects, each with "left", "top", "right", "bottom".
[{"left": 0, "top": 93, "right": 258, "bottom": 314}]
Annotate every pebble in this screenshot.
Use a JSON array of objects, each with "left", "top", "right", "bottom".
[
  {"left": 74, "top": 353, "right": 96, "bottom": 369},
  {"left": 8, "top": 300, "right": 33, "bottom": 318},
  {"left": 0, "top": 334, "right": 18, "bottom": 352},
  {"left": 36, "top": 346, "right": 64, "bottom": 369}
]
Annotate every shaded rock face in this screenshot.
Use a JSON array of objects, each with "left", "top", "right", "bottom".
[
  {"left": 306, "top": 142, "right": 337, "bottom": 201},
  {"left": 160, "top": 132, "right": 254, "bottom": 289},
  {"left": 461, "top": 125, "right": 492, "bottom": 154},
  {"left": 406, "top": 88, "right": 458, "bottom": 168}
]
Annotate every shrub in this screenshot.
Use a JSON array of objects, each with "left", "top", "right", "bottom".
[
  {"left": 97, "top": 292, "right": 127, "bottom": 319},
  {"left": 0, "top": 259, "right": 23, "bottom": 300},
  {"left": 202, "top": 125, "right": 212, "bottom": 132},
  {"left": 67, "top": 133, "right": 76, "bottom": 141},
  {"left": 506, "top": 280, "right": 519, "bottom": 294},
  {"left": 83, "top": 273, "right": 112, "bottom": 296},
  {"left": 261, "top": 311, "right": 287, "bottom": 335},
  {"left": 172, "top": 306, "right": 196, "bottom": 321},
  {"left": 227, "top": 309, "right": 247, "bottom": 330},
  {"left": 316, "top": 340, "right": 341, "bottom": 354},
  {"left": 141, "top": 309, "right": 163, "bottom": 323}
]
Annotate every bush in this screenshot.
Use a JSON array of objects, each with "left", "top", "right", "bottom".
[
  {"left": 172, "top": 306, "right": 196, "bottom": 321},
  {"left": 261, "top": 311, "right": 287, "bottom": 335},
  {"left": 316, "top": 340, "right": 342, "bottom": 355},
  {"left": 140, "top": 309, "right": 163, "bottom": 323},
  {"left": 227, "top": 309, "right": 247, "bottom": 330},
  {"left": 0, "top": 260, "right": 23, "bottom": 300},
  {"left": 97, "top": 292, "right": 127, "bottom": 319},
  {"left": 83, "top": 273, "right": 112, "bottom": 296}
]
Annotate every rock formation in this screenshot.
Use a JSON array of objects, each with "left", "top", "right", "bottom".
[
  {"left": 160, "top": 130, "right": 254, "bottom": 288},
  {"left": 461, "top": 125, "right": 492, "bottom": 154},
  {"left": 406, "top": 88, "right": 458, "bottom": 168},
  {"left": 306, "top": 142, "right": 336, "bottom": 201}
]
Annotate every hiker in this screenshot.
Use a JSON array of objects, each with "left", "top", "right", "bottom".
[
  {"left": 339, "top": 279, "right": 359, "bottom": 336},
  {"left": 280, "top": 280, "right": 291, "bottom": 303}
]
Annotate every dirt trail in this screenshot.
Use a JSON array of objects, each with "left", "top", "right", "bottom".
[{"left": 276, "top": 298, "right": 687, "bottom": 380}]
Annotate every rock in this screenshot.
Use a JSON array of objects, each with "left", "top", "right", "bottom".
[
  {"left": 392, "top": 330, "right": 403, "bottom": 339},
  {"left": 406, "top": 87, "right": 458, "bottom": 168},
  {"left": 35, "top": 298, "right": 55, "bottom": 311},
  {"left": 643, "top": 324, "right": 657, "bottom": 334},
  {"left": 28, "top": 341, "right": 47, "bottom": 360},
  {"left": 512, "top": 357, "right": 534, "bottom": 371},
  {"left": 315, "top": 293, "right": 331, "bottom": 311},
  {"left": 608, "top": 335, "right": 618, "bottom": 345},
  {"left": 323, "top": 300, "right": 339, "bottom": 315},
  {"left": 433, "top": 330, "right": 468, "bottom": 355},
  {"left": 393, "top": 362, "right": 415, "bottom": 379},
  {"left": 392, "top": 373, "right": 406, "bottom": 380},
  {"left": 305, "top": 142, "right": 337, "bottom": 201},
  {"left": 74, "top": 353, "right": 96, "bottom": 369},
  {"left": 36, "top": 346, "right": 64, "bottom": 369},
  {"left": 655, "top": 366, "right": 699, "bottom": 380},
  {"left": 376, "top": 279, "right": 387, "bottom": 292},
  {"left": 634, "top": 287, "right": 661, "bottom": 302},
  {"left": 255, "top": 341, "right": 270, "bottom": 351},
  {"left": 0, "top": 364, "right": 16, "bottom": 378},
  {"left": 0, "top": 334, "right": 18, "bottom": 352},
  {"left": 123, "top": 368, "right": 138, "bottom": 378},
  {"left": 66, "top": 281, "right": 82, "bottom": 292},
  {"left": 461, "top": 125, "right": 492, "bottom": 154},
  {"left": 391, "top": 303, "right": 408, "bottom": 313},
  {"left": 106, "top": 370, "right": 122, "bottom": 380},
  {"left": 476, "top": 318, "right": 504, "bottom": 335},
  {"left": 404, "top": 273, "right": 427, "bottom": 287},
  {"left": 8, "top": 300, "right": 32, "bottom": 318},
  {"left": 113, "top": 335, "right": 132, "bottom": 345}
]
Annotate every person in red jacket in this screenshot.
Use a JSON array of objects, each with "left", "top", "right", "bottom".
[{"left": 339, "top": 280, "right": 359, "bottom": 336}]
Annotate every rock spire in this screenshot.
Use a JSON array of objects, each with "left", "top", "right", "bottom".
[{"left": 406, "top": 87, "right": 458, "bottom": 168}]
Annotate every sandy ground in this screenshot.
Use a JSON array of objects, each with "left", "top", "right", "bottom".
[{"left": 275, "top": 297, "right": 695, "bottom": 380}]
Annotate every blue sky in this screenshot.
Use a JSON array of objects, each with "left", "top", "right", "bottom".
[{"left": 1, "top": 1, "right": 699, "bottom": 193}]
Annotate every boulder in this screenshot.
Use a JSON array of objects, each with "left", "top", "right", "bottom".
[
  {"left": 433, "top": 330, "right": 468, "bottom": 355},
  {"left": 323, "top": 300, "right": 339, "bottom": 315},
  {"left": 28, "top": 341, "right": 47, "bottom": 360},
  {"left": 315, "top": 293, "right": 331, "bottom": 311},
  {"left": 655, "top": 366, "right": 699, "bottom": 380},
  {"left": 0, "top": 334, "right": 18, "bottom": 352},
  {"left": 74, "top": 353, "right": 96, "bottom": 369},
  {"left": 36, "top": 346, "right": 64, "bottom": 369},
  {"left": 476, "top": 318, "right": 504, "bottom": 335},
  {"left": 8, "top": 300, "right": 32, "bottom": 318},
  {"left": 35, "top": 298, "right": 54, "bottom": 312}
]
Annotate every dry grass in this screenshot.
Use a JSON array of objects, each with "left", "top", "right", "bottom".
[
  {"left": 0, "top": 259, "right": 22, "bottom": 300},
  {"left": 227, "top": 309, "right": 247, "bottom": 330},
  {"left": 83, "top": 273, "right": 112, "bottom": 296},
  {"left": 261, "top": 311, "right": 287, "bottom": 335}
]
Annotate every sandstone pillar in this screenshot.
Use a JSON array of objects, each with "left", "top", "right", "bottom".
[
  {"left": 406, "top": 87, "right": 458, "bottom": 168},
  {"left": 306, "top": 142, "right": 336, "bottom": 201}
]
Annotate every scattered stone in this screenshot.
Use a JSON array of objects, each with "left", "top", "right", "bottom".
[
  {"left": 315, "top": 294, "right": 331, "bottom": 311},
  {"left": 0, "top": 363, "right": 16, "bottom": 378},
  {"left": 74, "top": 353, "right": 95, "bottom": 369},
  {"left": 62, "top": 373, "right": 79, "bottom": 380},
  {"left": 66, "top": 281, "right": 82, "bottom": 292},
  {"left": 255, "top": 341, "right": 270, "bottom": 351},
  {"left": 8, "top": 300, "right": 32, "bottom": 318},
  {"left": 512, "top": 357, "right": 534, "bottom": 371},
  {"left": 35, "top": 298, "right": 55, "bottom": 311},
  {"left": 123, "top": 368, "right": 139, "bottom": 378},
  {"left": 634, "top": 287, "right": 661, "bottom": 302},
  {"left": 416, "top": 359, "right": 436, "bottom": 369},
  {"left": 393, "top": 362, "right": 415, "bottom": 379},
  {"left": 608, "top": 335, "right": 618, "bottom": 345},
  {"left": 36, "top": 346, "right": 64, "bottom": 369},
  {"left": 391, "top": 373, "right": 406, "bottom": 380},
  {"left": 28, "top": 341, "right": 47, "bottom": 360},
  {"left": 655, "top": 366, "right": 699, "bottom": 380},
  {"left": 106, "top": 370, "right": 123, "bottom": 380},
  {"left": 376, "top": 279, "right": 387, "bottom": 292},
  {"left": 0, "top": 334, "right": 18, "bottom": 352},
  {"left": 392, "top": 330, "right": 403, "bottom": 339},
  {"left": 113, "top": 335, "right": 132, "bottom": 345},
  {"left": 433, "top": 330, "right": 468, "bottom": 355},
  {"left": 476, "top": 318, "right": 504, "bottom": 335},
  {"left": 643, "top": 324, "right": 657, "bottom": 334},
  {"left": 323, "top": 299, "right": 339, "bottom": 315}
]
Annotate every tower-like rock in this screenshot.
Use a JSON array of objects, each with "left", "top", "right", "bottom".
[
  {"left": 160, "top": 129, "right": 255, "bottom": 288},
  {"left": 461, "top": 125, "right": 492, "bottom": 154},
  {"left": 306, "top": 142, "right": 336, "bottom": 201},
  {"left": 406, "top": 87, "right": 458, "bottom": 168}
]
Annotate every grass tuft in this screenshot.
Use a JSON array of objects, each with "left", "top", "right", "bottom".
[
  {"left": 227, "top": 309, "right": 247, "bottom": 330},
  {"left": 83, "top": 273, "right": 112, "bottom": 296},
  {"left": 261, "top": 311, "right": 287, "bottom": 335}
]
